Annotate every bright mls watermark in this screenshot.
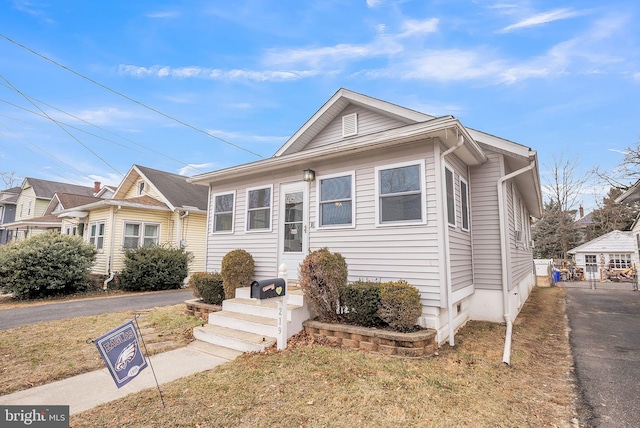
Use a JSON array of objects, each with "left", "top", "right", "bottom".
[{"left": 1, "top": 406, "right": 69, "bottom": 427}]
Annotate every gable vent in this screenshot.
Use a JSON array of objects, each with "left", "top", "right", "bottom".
[{"left": 342, "top": 113, "right": 358, "bottom": 137}]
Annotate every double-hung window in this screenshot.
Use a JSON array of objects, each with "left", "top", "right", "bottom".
[
  {"left": 212, "top": 192, "right": 235, "bottom": 233},
  {"left": 376, "top": 160, "right": 425, "bottom": 225},
  {"left": 460, "top": 178, "right": 470, "bottom": 231},
  {"left": 445, "top": 165, "right": 456, "bottom": 226},
  {"left": 318, "top": 172, "right": 354, "bottom": 227},
  {"left": 123, "top": 222, "right": 159, "bottom": 249},
  {"left": 246, "top": 186, "right": 272, "bottom": 231},
  {"left": 89, "top": 222, "right": 105, "bottom": 250}
]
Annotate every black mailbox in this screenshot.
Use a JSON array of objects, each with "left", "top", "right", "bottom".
[{"left": 251, "top": 278, "right": 286, "bottom": 299}]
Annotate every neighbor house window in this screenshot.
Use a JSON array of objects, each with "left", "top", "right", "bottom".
[
  {"left": 318, "top": 172, "right": 354, "bottom": 227},
  {"left": 123, "top": 222, "right": 159, "bottom": 249},
  {"left": 445, "top": 165, "right": 456, "bottom": 226},
  {"left": 460, "top": 177, "right": 470, "bottom": 231},
  {"left": 376, "top": 160, "right": 425, "bottom": 225},
  {"left": 27, "top": 200, "right": 32, "bottom": 216},
  {"left": 212, "top": 192, "right": 235, "bottom": 233},
  {"left": 89, "top": 221, "right": 105, "bottom": 250},
  {"left": 609, "top": 254, "right": 632, "bottom": 269},
  {"left": 246, "top": 186, "right": 272, "bottom": 231}
]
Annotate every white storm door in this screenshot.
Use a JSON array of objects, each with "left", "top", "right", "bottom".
[{"left": 279, "top": 182, "right": 308, "bottom": 281}]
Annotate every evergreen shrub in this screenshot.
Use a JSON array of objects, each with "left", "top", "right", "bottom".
[
  {"left": 190, "top": 272, "right": 225, "bottom": 305},
  {"left": 378, "top": 280, "right": 422, "bottom": 332},
  {"left": 118, "top": 245, "right": 189, "bottom": 291},
  {"left": 220, "top": 249, "right": 254, "bottom": 299},
  {"left": 299, "top": 247, "right": 348, "bottom": 322},
  {"left": 341, "top": 280, "right": 384, "bottom": 327},
  {"left": 0, "top": 232, "right": 97, "bottom": 300}
]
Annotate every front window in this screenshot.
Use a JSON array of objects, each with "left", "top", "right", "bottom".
[
  {"left": 319, "top": 173, "right": 354, "bottom": 227},
  {"left": 123, "top": 222, "right": 159, "bottom": 249},
  {"left": 376, "top": 161, "right": 425, "bottom": 225},
  {"left": 246, "top": 186, "right": 272, "bottom": 231},
  {"left": 89, "top": 222, "right": 105, "bottom": 250},
  {"left": 460, "top": 178, "right": 469, "bottom": 231},
  {"left": 213, "top": 192, "right": 234, "bottom": 233}
]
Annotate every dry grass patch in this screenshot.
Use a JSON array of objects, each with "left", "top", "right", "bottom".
[
  {"left": 0, "top": 304, "right": 203, "bottom": 395},
  {"left": 72, "top": 287, "right": 577, "bottom": 427}
]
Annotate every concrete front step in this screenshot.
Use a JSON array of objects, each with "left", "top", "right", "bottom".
[
  {"left": 221, "top": 297, "right": 302, "bottom": 322},
  {"left": 193, "top": 324, "right": 276, "bottom": 353},
  {"left": 187, "top": 340, "right": 244, "bottom": 360},
  {"left": 209, "top": 310, "right": 277, "bottom": 338}
]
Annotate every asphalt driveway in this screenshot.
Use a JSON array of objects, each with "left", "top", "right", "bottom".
[
  {"left": 0, "top": 289, "right": 194, "bottom": 331},
  {"left": 565, "top": 285, "right": 640, "bottom": 427}
]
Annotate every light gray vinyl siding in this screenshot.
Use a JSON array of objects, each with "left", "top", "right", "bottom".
[
  {"left": 470, "top": 151, "right": 503, "bottom": 290},
  {"left": 445, "top": 153, "right": 473, "bottom": 293},
  {"left": 306, "top": 104, "right": 408, "bottom": 151},
  {"left": 308, "top": 141, "right": 442, "bottom": 307},
  {"left": 510, "top": 181, "right": 534, "bottom": 288}
]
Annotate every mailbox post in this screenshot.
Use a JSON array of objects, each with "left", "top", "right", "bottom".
[{"left": 250, "top": 264, "right": 288, "bottom": 350}]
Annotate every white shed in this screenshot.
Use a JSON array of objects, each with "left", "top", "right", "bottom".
[{"left": 568, "top": 230, "right": 637, "bottom": 281}]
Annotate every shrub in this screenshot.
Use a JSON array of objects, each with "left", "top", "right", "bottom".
[
  {"left": 341, "top": 280, "right": 384, "bottom": 327},
  {"left": 118, "top": 245, "right": 189, "bottom": 291},
  {"left": 299, "top": 248, "right": 348, "bottom": 322},
  {"left": 221, "top": 249, "right": 254, "bottom": 299},
  {"left": 0, "top": 232, "right": 97, "bottom": 300},
  {"left": 190, "top": 272, "right": 225, "bottom": 305},
  {"left": 378, "top": 280, "right": 422, "bottom": 332}
]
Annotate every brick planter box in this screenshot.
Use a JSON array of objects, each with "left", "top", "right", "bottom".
[
  {"left": 303, "top": 319, "right": 437, "bottom": 358},
  {"left": 184, "top": 299, "right": 221, "bottom": 321}
]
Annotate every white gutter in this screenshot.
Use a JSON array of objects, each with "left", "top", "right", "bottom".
[
  {"left": 103, "top": 205, "right": 121, "bottom": 290},
  {"left": 498, "top": 160, "right": 536, "bottom": 365},
  {"left": 441, "top": 133, "right": 465, "bottom": 347}
]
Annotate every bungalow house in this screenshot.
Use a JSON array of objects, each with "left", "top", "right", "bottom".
[
  {"left": 58, "top": 165, "right": 209, "bottom": 281},
  {"left": 189, "top": 88, "right": 543, "bottom": 352},
  {"left": 0, "top": 186, "right": 20, "bottom": 244},
  {"left": 1, "top": 178, "right": 96, "bottom": 242}
]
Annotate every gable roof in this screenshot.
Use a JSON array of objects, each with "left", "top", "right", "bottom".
[
  {"left": 44, "top": 193, "right": 104, "bottom": 216},
  {"left": 615, "top": 179, "right": 640, "bottom": 203},
  {"left": 22, "top": 178, "right": 95, "bottom": 200},
  {"left": 568, "top": 230, "right": 634, "bottom": 254},
  {"left": 113, "top": 165, "right": 208, "bottom": 212}
]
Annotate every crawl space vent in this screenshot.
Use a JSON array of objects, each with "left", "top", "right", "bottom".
[{"left": 342, "top": 113, "right": 358, "bottom": 137}]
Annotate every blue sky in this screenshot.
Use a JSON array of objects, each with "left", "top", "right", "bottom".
[{"left": 0, "top": 0, "right": 638, "bottom": 211}]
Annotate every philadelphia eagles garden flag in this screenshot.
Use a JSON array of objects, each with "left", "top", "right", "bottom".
[{"left": 94, "top": 320, "right": 148, "bottom": 388}]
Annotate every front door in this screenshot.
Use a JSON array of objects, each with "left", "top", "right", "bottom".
[{"left": 279, "top": 182, "right": 308, "bottom": 281}]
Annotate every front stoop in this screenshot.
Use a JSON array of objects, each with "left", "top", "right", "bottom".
[{"left": 193, "top": 286, "right": 311, "bottom": 353}]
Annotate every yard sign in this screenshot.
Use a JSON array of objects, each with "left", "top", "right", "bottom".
[{"left": 94, "top": 320, "right": 148, "bottom": 388}]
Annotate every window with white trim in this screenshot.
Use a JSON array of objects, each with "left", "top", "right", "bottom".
[
  {"left": 89, "top": 221, "right": 105, "bottom": 250},
  {"left": 123, "top": 222, "right": 159, "bottom": 249},
  {"left": 318, "top": 172, "right": 354, "bottom": 227},
  {"left": 460, "top": 177, "right": 470, "bottom": 231},
  {"left": 609, "top": 254, "right": 632, "bottom": 269},
  {"left": 376, "top": 161, "right": 425, "bottom": 225},
  {"left": 246, "top": 186, "right": 272, "bottom": 231},
  {"left": 445, "top": 165, "right": 455, "bottom": 226},
  {"left": 212, "top": 192, "right": 234, "bottom": 233}
]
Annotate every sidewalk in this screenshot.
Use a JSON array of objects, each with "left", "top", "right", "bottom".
[{"left": 0, "top": 341, "right": 241, "bottom": 415}]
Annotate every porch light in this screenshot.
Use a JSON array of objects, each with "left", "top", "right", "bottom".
[{"left": 302, "top": 169, "right": 316, "bottom": 182}]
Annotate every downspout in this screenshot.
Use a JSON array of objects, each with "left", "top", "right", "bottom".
[
  {"left": 498, "top": 160, "right": 535, "bottom": 365},
  {"left": 177, "top": 210, "right": 189, "bottom": 248},
  {"left": 103, "top": 205, "right": 121, "bottom": 290},
  {"left": 441, "top": 133, "right": 465, "bottom": 347}
]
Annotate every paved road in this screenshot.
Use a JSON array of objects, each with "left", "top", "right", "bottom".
[
  {"left": 565, "top": 287, "right": 640, "bottom": 427},
  {"left": 0, "top": 289, "right": 194, "bottom": 331}
]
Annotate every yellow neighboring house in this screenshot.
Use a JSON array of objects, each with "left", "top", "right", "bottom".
[
  {"left": 2, "top": 177, "right": 97, "bottom": 241},
  {"left": 58, "top": 165, "right": 209, "bottom": 282}
]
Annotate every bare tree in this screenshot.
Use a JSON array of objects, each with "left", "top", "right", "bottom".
[
  {"left": 541, "top": 154, "right": 592, "bottom": 260},
  {"left": 0, "top": 171, "right": 19, "bottom": 189}
]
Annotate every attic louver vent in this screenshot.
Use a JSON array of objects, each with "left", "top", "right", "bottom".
[{"left": 342, "top": 113, "right": 358, "bottom": 137}]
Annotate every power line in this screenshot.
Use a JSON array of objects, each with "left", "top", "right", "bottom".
[
  {"left": 0, "top": 73, "right": 124, "bottom": 178},
  {"left": 0, "top": 33, "right": 265, "bottom": 160}
]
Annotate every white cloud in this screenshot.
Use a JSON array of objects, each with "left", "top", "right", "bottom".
[
  {"left": 366, "top": 0, "right": 383, "bottom": 8},
  {"left": 178, "top": 163, "right": 216, "bottom": 176},
  {"left": 206, "top": 129, "right": 288, "bottom": 145},
  {"left": 397, "top": 18, "right": 439, "bottom": 38},
  {"left": 118, "top": 65, "right": 318, "bottom": 82},
  {"left": 146, "top": 10, "right": 181, "bottom": 19},
  {"left": 501, "top": 8, "right": 583, "bottom": 33}
]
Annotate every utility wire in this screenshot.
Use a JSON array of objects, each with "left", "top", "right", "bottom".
[
  {"left": 0, "top": 33, "right": 265, "bottom": 160},
  {"left": 0, "top": 73, "right": 124, "bottom": 178}
]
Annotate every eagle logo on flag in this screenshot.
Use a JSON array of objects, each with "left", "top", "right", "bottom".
[{"left": 115, "top": 341, "right": 137, "bottom": 372}]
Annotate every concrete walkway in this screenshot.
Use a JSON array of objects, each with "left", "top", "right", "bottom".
[{"left": 0, "top": 341, "right": 241, "bottom": 415}]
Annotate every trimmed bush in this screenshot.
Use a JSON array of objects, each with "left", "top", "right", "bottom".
[
  {"left": 341, "top": 280, "right": 384, "bottom": 327},
  {"left": 118, "top": 245, "right": 189, "bottom": 291},
  {"left": 0, "top": 232, "right": 97, "bottom": 300},
  {"left": 190, "top": 272, "right": 225, "bottom": 305},
  {"left": 221, "top": 249, "right": 254, "bottom": 299},
  {"left": 299, "top": 248, "right": 348, "bottom": 322},
  {"left": 378, "top": 280, "right": 422, "bottom": 332}
]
